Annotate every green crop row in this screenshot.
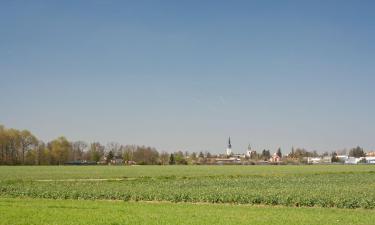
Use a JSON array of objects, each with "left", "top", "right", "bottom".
[
  {"left": 1, "top": 172, "right": 374, "bottom": 209},
  {"left": 1, "top": 165, "right": 374, "bottom": 181}
]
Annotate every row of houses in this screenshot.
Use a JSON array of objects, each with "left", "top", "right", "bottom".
[
  {"left": 308, "top": 153, "right": 375, "bottom": 164},
  {"left": 337, "top": 155, "right": 375, "bottom": 164}
]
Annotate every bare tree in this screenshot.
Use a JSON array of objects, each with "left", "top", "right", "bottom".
[
  {"left": 106, "top": 142, "right": 122, "bottom": 158},
  {"left": 19, "top": 130, "right": 38, "bottom": 164},
  {"left": 71, "top": 141, "right": 88, "bottom": 161},
  {"left": 159, "top": 151, "right": 170, "bottom": 165}
]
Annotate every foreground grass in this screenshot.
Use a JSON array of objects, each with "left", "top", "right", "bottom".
[{"left": 0, "top": 198, "right": 374, "bottom": 225}]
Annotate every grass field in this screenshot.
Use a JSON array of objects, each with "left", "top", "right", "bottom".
[
  {"left": 1, "top": 164, "right": 374, "bottom": 180},
  {"left": 1, "top": 165, "right": 375, "bottom": 224},
  {"left": 1, "top": 198, "right": 375, "bottom": 225}
]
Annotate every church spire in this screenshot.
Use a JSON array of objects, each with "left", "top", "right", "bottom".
[{"left": 226, "top": 136, "right": 232, "bottom": 156}]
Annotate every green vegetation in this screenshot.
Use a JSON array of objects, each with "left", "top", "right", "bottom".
[
  {"left": 1, "top": 165, "right": 374, "bottom": 224},
  {"left": 1, "top": 198, "right": 375, "bottom": 225},
  {"left": 1, "top": 164, "right": 374, "bottom": 180},
  {"left": 1, "top": 165, "right": 375, "bottom": 209}
]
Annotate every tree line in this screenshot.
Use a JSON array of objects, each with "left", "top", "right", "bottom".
[
  {"left": 0, "top": 124, "right": 369, "bottom": 165},
  {"left": 0, "top": 125, "right": 154, "bottom": 165}
]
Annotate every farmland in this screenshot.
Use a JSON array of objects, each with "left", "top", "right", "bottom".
[
  {"left": 1, "top": 198, "right": 375, "bottom": 225},
  {"left": 1, "top": 165, "right": 375, "bottom": 224},
  {"left": 1, "top": 164, "right": 375, "bottom": 180}
]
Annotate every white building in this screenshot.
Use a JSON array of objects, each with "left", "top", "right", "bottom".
[
  {"left": 337, "top": 155, "right": 348, "bottom": 162},
  {"left": 345, "top": 157, "right": 360, "bottom": 164},
  {"left": 226, "top": 137, "right": 232, "bottom": 156},
  {"left": 345, "top": 156, "right": 375, "bottom": 164},
  {"left": 246, "top": 144, "right": 253, "bottom": 158},
  {"left": 366, "top": 157, "right": 375, "bottom": 164},
  {"left": 307, "top": 157, "right": 321, "bottom": 164},
  {"left": 307, "top": 156, "right": 332, "bottom": 164}
]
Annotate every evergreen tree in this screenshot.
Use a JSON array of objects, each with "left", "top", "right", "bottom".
[
  {"left": 276, "top": 148, "right": 282, "bottom": 158},
  {"left": 169, "top": 153, "right": 175, "bottom": 165},
  {"left": 106, "top": 151, "right": 114, "bottom": 163},
  {"left": 349, "top": 146, "right": 366, "bottom": 158},
  {"left": 331, "top": 152, "right": 339, "bottom": 163},
  {"left": 261, "top": 149, "right": 271, "bottom": 160}
]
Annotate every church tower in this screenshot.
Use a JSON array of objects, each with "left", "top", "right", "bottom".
[
  {"left": 226, "top": 137, "right": 232, "bottom": 156},
  {"left": 246, "top": 144, "right": 252, "bottom": 158}
]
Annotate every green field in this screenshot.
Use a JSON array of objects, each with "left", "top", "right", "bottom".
[
  {"left": 1, "top": 198, "right": 374, "bottom": 225},
  {"left": 1, "top": 165, "right": 374, "bottom": 180},
  {"left": 1, "top": 165, "right": 375, "bottom": 224}
]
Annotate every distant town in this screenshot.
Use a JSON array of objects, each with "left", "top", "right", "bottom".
[
  {"left": 217, "top": 137, "right": 375, "bottom": 165},
  {"left": 1, "top": 124, "right": 374, "bottom": 166}
]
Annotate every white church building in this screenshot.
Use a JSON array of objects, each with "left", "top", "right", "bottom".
[
  {"left": 225, "top": 137, "right": 253, "bottom": 159},
  {"left": 226, "top": 137, "right": 232, "bottom": 156}
]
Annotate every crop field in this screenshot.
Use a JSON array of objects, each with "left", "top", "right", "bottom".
[
  {"left": 1, "top": 165, "right": 375, "bottom": 224},
  {"left": 1, "top": 198, "right": 375, "bottom": 225}
]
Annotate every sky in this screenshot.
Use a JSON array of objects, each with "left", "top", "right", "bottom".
[{"left": 1, "top": 0, "right": 375, "bottom": 154}]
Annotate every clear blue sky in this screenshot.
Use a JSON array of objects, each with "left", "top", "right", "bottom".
[{"left": 1, "top": 0, "right": 374, "bottom": 154}]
